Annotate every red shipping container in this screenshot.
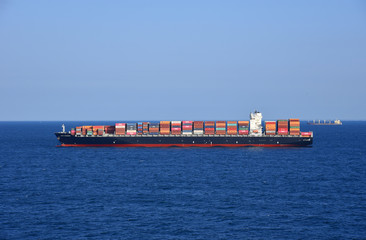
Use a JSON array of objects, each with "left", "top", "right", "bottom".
[
  {"left": 301, "top": 132, "right": 312, "bottom": 136},
  {"left": 182, "top": 121, "right": 193, "bottom": 124},
  {"left": 239, "top": 130, "right": 249, "bottom": 135}
]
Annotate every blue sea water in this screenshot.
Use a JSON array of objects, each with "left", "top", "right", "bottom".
[{"left": 0, "top": 122, "right": 365, "bottom": 239}]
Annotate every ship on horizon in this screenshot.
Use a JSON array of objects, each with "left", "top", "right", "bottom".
[{"left": 307, "top": 120, "right": 342, "bottom": 125}]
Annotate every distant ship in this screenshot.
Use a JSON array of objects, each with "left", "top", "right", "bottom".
[{"left": 307, "top": 120, "right": 342, "bottom": 125}]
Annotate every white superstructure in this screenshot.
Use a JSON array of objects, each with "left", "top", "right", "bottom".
[{"left": 249, "top": 111, "right": 263, "bottom": 136}]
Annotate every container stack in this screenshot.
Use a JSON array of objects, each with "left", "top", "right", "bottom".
[
  {"left": 160, "top": 121, "right": 171, "bottom": 135},
  {"left": 216, "top": 121, "right": 226, "bottom": 135},
  {"left": 289, "top": 119, "right": 300, "bottom": 135},
  {"left": 171, "top": 121, "right": 182, "bottom": 135},
  {"left": 98, "top": 129, "right": 104, "bottom": 136},
  {"left": 238, "top": 121, "right": 249, "bottom": 135},
  {"left": 265, "top": 121, "right": 276, "bottom": 135},
  {"left": 83, "top": 126, "right": 92, "bottom": 136},
  {"left": 104, "top": 126, "right": 115, "bottom": 134},
  {"left": 76, "top": 127, "right": 82, "bottom": 136},
  {"left": 81, "top": 126, "right": 87, "bottom": 135},
  {"left": 137, "top": 122, "right": 143, "bottom": 135},
  {"left": 193, "top": 121, "right": 204, "bottom": 135},
  {"left": 143, "top": 122, "right": 149, "bottom": 135},
  {"left": 86, "top": 127, "right": 93, "bottom": 136},
  {"left": 204, "top": 121, "right": 215, "bottom": 135},
  {"left": 115, "top": 123, "right": 126, "bottom": 135},
  {"left": 92, "top": 126, "right": 100, "bottom": 135},
  {"left": 92, "top": 126, "right": 104, "bottom": 136},
  {"left": 149, "top": 123, "right": 159, "bottom": 135},
  {"left": 126, "top": 123, "right": 137, "bottom": 135},
  {"left": 71, "top": 128, "right": 76, "bottom": 136},
  {"left": 182, "top": 121, "right": 193, "bottom": 135},
  {"left": 277, "top": 120, "right": 288, "bottom": 135},
  {"left": 227, "top": 121, "right": 237, "bottom": 135}
]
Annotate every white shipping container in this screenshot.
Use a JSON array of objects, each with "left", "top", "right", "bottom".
[
  {"left": 182, "top": 132, "right": 193, "bottom": 135},
  {"left": 193, "top": 130, "right": 204, "bottom": 135}
]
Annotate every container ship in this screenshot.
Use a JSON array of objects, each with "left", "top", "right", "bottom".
[
  {"left": 308, "top": 120, "right": 342, "bottom": 125},
  {"left": 55, "top": 111, "right": 313, "bottom": 147}
]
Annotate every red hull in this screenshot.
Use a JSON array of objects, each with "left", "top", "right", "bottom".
[{"left": 59, "top": 143, "right": 300, "bottom": 148}]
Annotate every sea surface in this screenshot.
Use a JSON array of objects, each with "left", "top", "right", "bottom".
[{"left": 0, "top": 121, "right": 365, "bottom": 239}]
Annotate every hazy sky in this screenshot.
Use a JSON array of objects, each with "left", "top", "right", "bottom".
[{"left": 1, "top": 0, "right": 365, "bottom": 121}]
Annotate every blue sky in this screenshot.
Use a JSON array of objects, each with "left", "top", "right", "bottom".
[{"left": 1, "top": 0, "right": 365, "bottom": 121}]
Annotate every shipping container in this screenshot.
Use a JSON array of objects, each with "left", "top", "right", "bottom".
[
  {"left": 193, "top": 130, "right": 204, "bottom": 135},
  {"left": 238, "top": 121, "right": 249, "bottom": 125},
  {"left": 238, "top": 130, "right": 249, "bottom": 135},
  {"left": 301, "top": 132, "right": 312, "bottom": 136}
]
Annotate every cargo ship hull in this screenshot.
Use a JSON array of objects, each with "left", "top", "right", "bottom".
[{"left": 55, "top": 133, "right": 313, "bottom": 147}]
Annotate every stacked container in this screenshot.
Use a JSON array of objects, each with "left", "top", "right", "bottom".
[
  {"left": 238, "top": 121, "right": 249, "bottom": 135},
  {"left": 137, "top": 122, "right": 143, "bottom": 135},
  {"left": 227, "top": 121, "right": 237, "bottom": 135},
  {"left": 104, "top": 125, "right": 115, "bottom": 134},
  {"left": 82, "top": 126, "right": 92, "bottom": 136},
  {"left": 126, "top": 123, "right": 137, "bottom": 135},
  {"left": 216, "top": 121, "right": 226, "bottom": 135},
  {"left": 160, "top": 121, "right": 170, "bottom": 135},
  {"left": 71, "top": 128, "right": 76, "bottom": 136},
  {"left": 143, "top": 122, "right": 149, "bottom": 135},
  {"left": 171, "top": 121, "right": 182, "bottom": 135},
  {"left": 86, "top": 127, "right": 93, "bottom": 136},
  {"left": 277, "top": 120, "right": 288, "bottom": 135},
  {"left": 182, "top": 121, "right": 193, "bottom": 135},
  {"left": 98, "top": 129, "right": 104, "bottom": 136},
  {"left": 149, "top": 123, "right": 159, "bottom": 135},
  {"left": 289, "top": 119, "right": 300, "bottom": 135},
  {"left": 81, "top": 126, "right": 93, "bottom": 135},
  {"left": 193, "top": 121, "right": 204, "bottom": 135},
  {"left": 115, "top": 123, "right": 126, "bottom": 135},
  {"left": 76, "top": 127, "right": 82, "bottom": 135},
  {"left": 265, "top": 121, "right": 276, "bottom": 135},
  {"left": 204, "top": 121, "right": 215, "bottom": 135},
  {"left": 92, "top": 126, "right": 104, "bottom": 136}
]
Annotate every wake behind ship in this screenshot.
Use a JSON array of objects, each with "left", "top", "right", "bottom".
[{"left": 55, "top": 111, "right": 313, "bottom": 147}]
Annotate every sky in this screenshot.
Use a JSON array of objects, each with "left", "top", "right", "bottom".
[{"left": 1, "top": 0, "right": 365, "bottom": 121}]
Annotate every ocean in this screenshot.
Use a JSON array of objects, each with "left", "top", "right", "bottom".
[{"left": 0, "top": 121, "right": 365, "bottom": 239}]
